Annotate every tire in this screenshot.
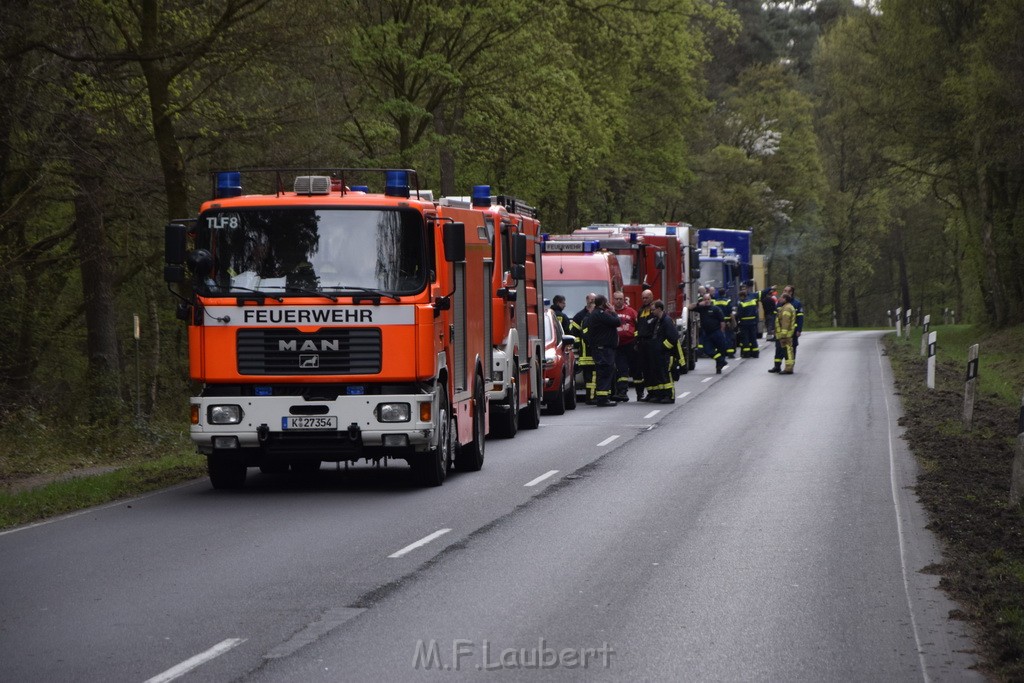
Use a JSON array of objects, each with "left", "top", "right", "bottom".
[
  {"left": 207, "top": 453, "right": 247, "bottom": 490},
  {"left": 545, "top": 374, "right": 566, "bottom": 416},
  {"left": 490, "top": 376, "right": 519, "bottom": 439},
  {"left": 414, "top": 388, "right": 451, "bottom": 486},
  {"left": 519, "top": 361, "right": 542, "bottom": 430},
  {"left": 455, "top": 375, "right": 486, "bottom": 471},
  {"left": 565, "top": 370, "right": 577, "bottom": 410}
]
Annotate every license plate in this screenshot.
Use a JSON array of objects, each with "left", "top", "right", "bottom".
[{"left": 282, "top": 416, "right": 338, "bottom": 430}]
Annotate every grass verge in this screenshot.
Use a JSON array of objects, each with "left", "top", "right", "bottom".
[
  {"left": 886, "top": 325, "right": 1024, "bottom": 681},
  {"left": 0, "top": 453, "right": 206, "bottom": 529}
]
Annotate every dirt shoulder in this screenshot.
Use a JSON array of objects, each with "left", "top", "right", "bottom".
[{"left": 886, "top": 336, "right": 1024, "bottom": 681}]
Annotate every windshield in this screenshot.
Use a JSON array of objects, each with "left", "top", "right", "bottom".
[
  {"left": 197, "top": 207, "right": 428, "bottom": 296},
  {"left": 699, "top": 260, "right": 727, "bottom": 292},
  {"left": 543, "top": 280, "right": 608, "bottom": 314}
]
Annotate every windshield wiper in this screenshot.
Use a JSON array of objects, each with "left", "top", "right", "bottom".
[
  {"left": 321, "top": 285, "right": 401, "bottom": 302},
  {"left": 205, "top": 284, "right": 285, "bottom": 302},
  {"left": 284, "top": 286, "right": 339, "bottom": 302}
]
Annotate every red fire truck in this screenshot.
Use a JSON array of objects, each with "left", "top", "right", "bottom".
[
  {"left": 572, "top": 224, "right": 701, "bottom": 372},
  {"left": 164, "top": 168, "right": 536, "bottom": 488}
]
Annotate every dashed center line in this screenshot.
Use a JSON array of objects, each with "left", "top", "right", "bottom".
[
  {"left": 144, "top": 638, "right": 246, "bottom": 683},
  {"left": 644, "top": 410, "right": 661, "bottom": 419},
  {"left": 701, "top": 377, "right": 713, "bottom": 383},
  {"left": 388, "top": 528, "right": 451, "bottom": 558},
  {"left": 524, "top": 470, "right": 559, "bottom": 487},
  {"left": 678, "top": 391, "right": 691, "bottom": 399},
  {"left": 597, "top": 435, "right": 620, "bottom": 447}
]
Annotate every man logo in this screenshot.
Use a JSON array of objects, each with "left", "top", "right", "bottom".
[
  {"left": 299, "top": 355, "right": 320, "bottom": 369},
  {"left": 279, "top": 339, "right": 340, "bottom": 352}
]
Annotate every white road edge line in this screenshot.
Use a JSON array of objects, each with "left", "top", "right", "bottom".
[
  {"left": 144, "top": 638, "right": 246, "bottom": 683},
  {"left": 524, "top": 470, "right": 559, "bottom": 487},
  {"left": 644, "top": 410, "right": 660, "bottom": 419},
  {"left": 878, "top": 342, "right": 930, "bottom": 683},
  {"left": 388, "top": 528, "right": 452, "bottom": 559},
  {"left": 597, "top": 435, "right": 620, "bottom": 448}
]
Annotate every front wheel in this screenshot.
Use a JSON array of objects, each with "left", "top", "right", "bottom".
[
  {"left": 208, "top": 452, "right": 247, "bottom": 490},
  {"left": 414, "top": 388, "right": 451, "bottom": 486}
]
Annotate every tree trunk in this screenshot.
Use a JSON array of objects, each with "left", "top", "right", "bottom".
[{"left": 72, "top": 112, "right": 123, "bottom": 422}]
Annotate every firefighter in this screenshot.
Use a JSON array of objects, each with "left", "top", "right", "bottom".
[
  {"left": 696, "top": 294, "right": 729, "bottom": 373},
  {"left": 611, "top": 291, "right": 638, "bottom": 402},
  {"left": 634, "top": 288, "right": 659, "bottom": 401},
  {"left": 551, "top": 294, "right": 571, "bottom": 335},
  {"left": 770, "top": 293, "right": 797, "bottom": 374},
  {"left": 570, "top": 293, "right": 597, "bottom": 402},
  {"left": 735, "top": 284, "right": 760, "bottom": 358},
  {"left": 761, "top": 284, "right": 779, "bottom": 341},
  {"left": 782, "top": 284, "right": 804, "bottom": 358},
  {"left": 587, "top": 294, "right": 621, "bottom": 406},
  {"left": 651, "top": 300, "right": 680, "bottom": 403},
  {"left": 712, "top": 288, "right": 736, "bottom": 358}
]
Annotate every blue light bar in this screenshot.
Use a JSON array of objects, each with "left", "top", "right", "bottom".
[
  {"left": 254, "top": 386, "right": 272, "bottom": 396},
  {"left": 346, "top": 386, "right": 366, "bottom": 395},
  {"left": 665, "top": 225, "right": 677, "bottom": 235},
  {"left": 472, "top": 184, "right": 491, "bottom": 207},
  {"left": 216, "top": 171, "right": 242, "bottom": 198},
  {"left": 351, "top": 185, "right": 369, "bottom": 193},
  {"left": 629, "top": 232, "right": 637, "bottom": 244},
  {"left": 384, "top": 170, "right": 410, "bottom": 198}
]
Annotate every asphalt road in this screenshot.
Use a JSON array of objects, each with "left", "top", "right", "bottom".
[{"left": 0, "top": 332, "right": 981, "bottom": 681}]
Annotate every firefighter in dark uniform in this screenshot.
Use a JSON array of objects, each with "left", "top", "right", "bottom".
[
  {"left": 635, "top": 288, "right": 661, "bottom": 401},
  {"left": 551, "top": 294, "right": 571, "bottom": 335},
  {"left": 587, "top": 294, "right": 620, "bottom": 406},
  {"left": 651, "top": 300, "right": 680, "bottom": 403},
  {"left": 712, "top": 289, "right": 736, "bottom": 358},
  {"left": 735, "top": 284, "right": 760, "bottom": 358},
  {"left": 570, "top": 294, "right": 597, "bottom": 402},
  {"left": 696, "top": 294, "right": 730, "bottom": 373}
]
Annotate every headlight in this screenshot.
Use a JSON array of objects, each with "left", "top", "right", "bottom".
[
  {"left": 208, "top": 405, "right": 242, "bottom": 424},
  {"left": 545, "top": 348, "right": 556, "bottom": 362},
  {"left": 377, "top": 403, "right": 411, "bottom": 423}
]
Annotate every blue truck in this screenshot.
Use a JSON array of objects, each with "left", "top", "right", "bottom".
[{"left": 697, "top": 228, "right": 753, "bottom": 304}]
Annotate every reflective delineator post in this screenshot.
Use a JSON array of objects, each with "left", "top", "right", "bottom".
[
  {"left": 920, "top": 314, "right": 931, "bottom": 357},
  {"left": 963, "top": 344, "right": 979, "bottom": 427},
  {"left": 905, "top": 308, "right": 913, "bottom": 340},
  {"left": 1011, "top": 390, "right": 1024, "bottom": 507},
  {"left": 926, "top": 331, "right": 937, "bottom": 389},
  {"left": 895, "top": 307, "right": 902, "bottom": 338}
]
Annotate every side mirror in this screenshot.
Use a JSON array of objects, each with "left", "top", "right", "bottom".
[
  {"left": 689, "top": 250, "right": 701, "bottom": 277},
  {"left": 443, "top": 222, "right": 465, "bottom": 262},
  {"left": 164, "top": 223, "right": 188, "bottom": 283},
  {"left": 561, "top": 335, "right": 576, "bottom": 347},
  {"left": 512, "top": 233, "right": 527, "bottom": 266},
  {"left": 655, "top": 251, "right": 665, "bottom": 270},
  {"left": 510, "top": 264, "right": 526, "bottom": 281}
]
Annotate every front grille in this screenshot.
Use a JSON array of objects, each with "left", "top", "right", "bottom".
[{"left": 237, "top": 328, "right": 381, "bottom": 375}]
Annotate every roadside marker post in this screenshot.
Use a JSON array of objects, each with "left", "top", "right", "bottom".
[
  {"left": 895, "top": 307, "right": 902, "bottom": 338},
  {"left": 905, "top": 308, "right": 913, "bottom": 340},
  {"left": 926, "top": 331, "right": 937, "bottom": 389},
  {"left": 920, "top": 315, "right": 931, "bottom": 357},
  {"left": 963, "top": 344, "right": 979, "bottom": 427}
]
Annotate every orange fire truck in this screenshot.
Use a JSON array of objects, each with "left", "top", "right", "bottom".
[
  {"left": 438, "top": 189, "right": 545, "bottom": 439},
  {"left": 164, "top": 168, "right": 537, "bottom": 488}
]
